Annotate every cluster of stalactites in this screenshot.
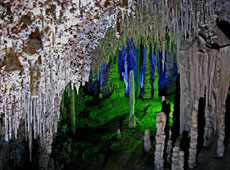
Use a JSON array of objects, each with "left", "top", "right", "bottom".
[
  {"left": 92, "top": 0, "right": 220, "bottom": 83},
  {"left": 117, "top": 0, "right": 219, "bottom": 56},
  {"left": 0, "top": 0, "right": 135, "bottom": 155}
]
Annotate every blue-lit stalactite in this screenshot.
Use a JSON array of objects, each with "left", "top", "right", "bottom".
[
  {"left": 149, "top": 43, "right": 157, "bottom": 94},
  {"left": 90, "top": 61, "right": 107, "bottom": 94},
  {"left": 158, "top": 49, "right": 165, "bottom": 93},
  {"left": 99, "top": 62, "right": 107, "bottom": 86},
  {"left": 139, "top": 44, "right": 146, "bottom": 97},
  {"left": 127, "top": 38, "right": 137, "bottom": 93},
  {"left": 158, "top": 48, "right": 178, "bottom": 96},
  {"left": 174, "top": 59, "right": 178, "bottom": 75},
  {"left": 118, "top": 45, "right": 126, "bottom": 81},
  {"left": 90, "top": 37, "right": 178, "bottom": 97},
  {"left": 114, "top": 56, "right": 116, "bottom": 64},
  {"left": 90, "top": 73, "right": 100, "bottom": 94},
  {"left": 118, "top": 38, "right": 137, "bottom": 97}
]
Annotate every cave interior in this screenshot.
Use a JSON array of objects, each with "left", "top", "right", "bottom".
[{"left": 0, "top": 0, "right": 230, "bottom": 170}]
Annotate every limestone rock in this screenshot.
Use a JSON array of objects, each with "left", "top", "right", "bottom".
[{"left": 154, "top": 112, "right": 166, "bottom": 170}]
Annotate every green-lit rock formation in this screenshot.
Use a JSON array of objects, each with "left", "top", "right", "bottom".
[{"left": 129, "top": 70, "right": 136, "bottom": 128}]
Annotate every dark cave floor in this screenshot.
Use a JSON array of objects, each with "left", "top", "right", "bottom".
[
  {"left": 66, "top": 115, "right": 155, "bottom": 170},
  {"left": 53, "top": 112, "right": 230, "bottom": 170},
  {"left": 195, "top": 136, "right": 230, "bottom": 170}
]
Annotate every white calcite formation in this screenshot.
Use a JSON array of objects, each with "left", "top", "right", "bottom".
[
  {"left": 154, "top": 112, "right": 166, "bottom": 170},
  {"left": 166, "top": 129, "right": 172, "bottom": 162},
  {"left": 188, "top": 102, "right": 198, "bottom": 169},
  {"left": 171, "top": 145, "right": 184, "bottom": 170},
  {"left": 0, "top": 0, "right": 135, "bottom": 154}
]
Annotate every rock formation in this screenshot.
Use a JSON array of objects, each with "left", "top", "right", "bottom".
[
  {"left": 154, "top": 112, "right": 166, "bottom": 170},
  {"left": 171, "top": 144, "right": 184, "bottom": 170},
  {"left": 129, "top": 70, "right": 136, "bottom": 128},
  {"left": 188, "top": 104, "right": 198, "bottom": 169},
  {"left": 144, "top": 128, "right": 151, "bottom": 153}
]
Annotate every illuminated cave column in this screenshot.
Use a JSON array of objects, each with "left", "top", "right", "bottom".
[
  {"left": 129, "top": 70, "right": 136, "bottom": 128},
  {"left": 142, "top": 43, "right": 152, "bottom": 99},
  {"left": 151, "top": 43, "right": 158, "bottom": 98},
  {"left": 118, "top": 38, "right": 137, "bottom": 97}
]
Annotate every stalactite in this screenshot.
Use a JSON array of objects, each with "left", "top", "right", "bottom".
[
  {"left": 29, "top": 125, "right": 33, "bottom": 162},
  {"left": 136, "top": 45, "right": 141, "bottom": 97},
  {"left": 0, "top": 0, "right": 133, "bottom": 154}
]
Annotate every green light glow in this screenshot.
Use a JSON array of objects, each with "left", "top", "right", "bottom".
[
  {"left": 228, "top": 90, "right": 230, "bottom": 95},
  {"left": 69, "top": 40, "right": 175, "bottom": 130},
  {"left": 142, "top": 46, "right": 152, "bottom": 99},
  {"left": 129, "top": 70, "right": 136, "bottom": 127},
  {"left": 52, "top": 30, "right": 178, "bottom": 170},
  {"left": 130, "top": 70, "right": 135, "bottom": 116}
]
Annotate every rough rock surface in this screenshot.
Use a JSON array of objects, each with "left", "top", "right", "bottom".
[
  {"left": 179, "top": 38, "right": 230, "bottom": 158},
  {"left": 171, "top": 142, "right": 185, "bottom": 170},
  {"left": 188, "top": 102, "right": 199, "bottom": 169},
  {"left": 154, "top": 112, "right": 166, "bottom": 170},
  {"left": 166, "top": 129, "right": 172, "bottom": 163}
]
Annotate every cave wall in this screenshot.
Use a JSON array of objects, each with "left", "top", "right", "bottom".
[{"left": 179, "top": 40, "right": 230, "bottom": 132}]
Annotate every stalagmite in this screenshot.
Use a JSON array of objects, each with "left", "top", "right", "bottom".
[
  {"left": 188, "top": 101, "right": 199, "bottom": 169},
  {"left": 154, "top": 112, "right": 166, "bottom": 170},
  {"left": 166, "top": 130, "right": 172, "bottom": 162},
  {"left": 171, "top": 136, "right": 185, "bottom": 170},
  {"left": 117, "top": 129, "right": 121, "bottom": 140},
  {"left": 217, "top": 105, "right": 226, "bottom": 157},
  {"left": 144, "top": 129, "right": 151, "bottom": 153},
  {"left": 129, "top": 70, "right": 136, "bottom": 128}
]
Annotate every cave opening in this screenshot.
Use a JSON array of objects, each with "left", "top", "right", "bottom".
[
  {"left": 216, "top": 19, "right": 230, "bottom": 41},
  {"left": 197, "top": 97, "right": 206, "bottom": 158},
  {"left": 224, "top": 86, "right": 230, "bottom": 148},
  {"left": 171, "top": 74, "right": 180, "bottom": 145},
  {"left": 179, "top": 130, "right": 190, "bottom": 170}
]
